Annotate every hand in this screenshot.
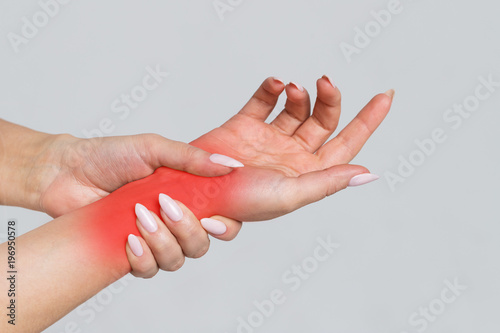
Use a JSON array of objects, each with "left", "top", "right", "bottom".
[
  {"left": 189, "top": 76, "right": 393, "bottom": 221},
  {"left": 29, "top": 134, "right": 245, "bottom": 277},
  {"left": 34, "top": 134, "right": 241, "bottom": 218},
  {"left": 126, "top": 196, "right": 241, "bottom": 278}
]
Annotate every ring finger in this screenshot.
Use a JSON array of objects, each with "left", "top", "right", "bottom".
[
  {"left": 270, "top": 82, "right": 311, "bottom": 135},
  {"left": 134, "top": 203, "right": 186, "bottom": 271}
]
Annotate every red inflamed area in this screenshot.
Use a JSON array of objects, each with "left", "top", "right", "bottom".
[{"left": 78, "top": 163, "right": 239, "bottom": 272}]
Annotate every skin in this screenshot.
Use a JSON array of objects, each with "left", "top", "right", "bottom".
[
  {"left": 0, "top": 119, "right": 237, "bottom": 218},
  {"left": 0, "top": 118, "right": 243, "bottom": 278},
  {"left": 0, "top": 77, "right": 393, "bottom": 332},
  {"left": 188, "top": 76, "right": 393, "bottom": 220}
]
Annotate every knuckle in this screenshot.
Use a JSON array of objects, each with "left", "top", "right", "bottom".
[
  {"left": 152, "top": 234, "right": 175, "bottom": 254},
  {"left": 138, "top": 133, "right": 163, "bottom": 148},
  {"left": 142, "top": 132, "right": 162, "bottom": 141},
  {"left": 166, "top": 257, "right": 185, "bottom": 272},
  {"left": 182, "top": 220, "right": 202, "bottom": 238},
  {"left": 181, "top": 145, "right": 202, "bottom": 172},
  {"left": 189, "top": 242, "right": 210, "bottom": 259}
]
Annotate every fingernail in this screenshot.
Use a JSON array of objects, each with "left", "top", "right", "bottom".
[
  {"left": 135, "top": 203, "right": 158, "bottom": 233},
  {"left": 209, "top": 153, "right": 244, "bottom": 168},
  {"left": 289, "top": 81, "right": 304, "bottom": 92},
  {"left": 348, "top": 173, "right": 380, "bottom": 187},
  {"left": 322, "top": 75, "right": 336, "bottom": 88},
  {"left": 272, "top": 77, "right": 285, "bottom": 85},
  {"left": 200, "top": 218, "right": 227, "bottom": 235},
  {"left": 384, "top": 89, "right": 395, "bottom": 99},
  {"left": 128, "top": 234, "right": 143, "bottom": 257},
  {"left": 159, "top": 193, "right": 183, "bottom": 222}
]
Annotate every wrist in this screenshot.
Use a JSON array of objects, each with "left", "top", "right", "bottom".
[{"left": 0, "top": 119, "right": 76, "bottom": 211}]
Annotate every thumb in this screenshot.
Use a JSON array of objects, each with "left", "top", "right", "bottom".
[
  {"left": 141, "top": 134, "right": 243, "bottom": 177},
  {"left": 284, "top": 164, "right": 379, "bottom": 211}
]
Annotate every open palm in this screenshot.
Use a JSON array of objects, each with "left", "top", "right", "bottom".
[{"left": 190, "top": 76, "right": 393, "bottom": 221}]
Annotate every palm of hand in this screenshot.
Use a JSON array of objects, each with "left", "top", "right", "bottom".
[
  {"left": 190, "top": 77, "right": 393, "bottom": 220},
  {"left": 40, "top": 77, "right": 392, "bottom": 220},
  {"left": 200, "top": 114, "right": 319, "bottom": 176}
]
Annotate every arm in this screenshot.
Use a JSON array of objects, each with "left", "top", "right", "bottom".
[
  {"left": 0, "top": 118, "right": 243, "bottom": 218},
  {"left": 1, "top": 76, "right": 394, "bottom": 332},
  {"left": 0, "top": 119, "right": 54, "bottom": 211},
  {"left": 0, "top": 117, "right": 244, "bottom": 269}
]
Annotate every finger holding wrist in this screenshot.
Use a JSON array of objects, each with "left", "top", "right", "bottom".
[
  {"left": 201, "top": 216, "right": 242, "bottom": 241},
  {"left": 158, "top": 194, "right": 210, "bottom": 259},
  {"left": 134, "top": 203, "right": 185, "bottom": 271},
  {"left": 126, "top": 234, "right": 160, "bottom": 278}
]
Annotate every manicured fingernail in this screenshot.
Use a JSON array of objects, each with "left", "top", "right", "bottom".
[
  {"left": 135, "top": 203, "right": 158, "bottom": 233},
  {"left": 272, "top": 77, "right": 285, "bottom": 85},
  {"left": 200, "top": 218, "right": 227, "bottom": 235},
  {"left": 209, "top": 153, "right": 244, "bottom": 168},
  {"left": 159, "top": 193, "right": 183, "bottom": 222},
  {"left": 384, "top": 89, "right": 395, "bottom": 99},
  {"left": 128, "top": 234, "right": 143, "bottom": 257},
  {"left": 348, "top": 173, "right": 380, "bottom": 187},
  {"left": 289, "top": 81, "right": 304, "bottom": 92},
  {"left": 322, "top": 75, "right": 336, "bottom": 88}
]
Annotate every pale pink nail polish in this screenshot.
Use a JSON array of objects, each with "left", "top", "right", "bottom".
[
  {"left": 159, "top": 193, "right": 183, "bottom": 222},
  {"left": 201, "top": 218, "right": 227, "bottom": 235},
  {"left": 322, "top": 75, "right": 336, "bottom": 88},
  {"left": 348, "top": 173, "right": 380, "bottom": 187},
  {"left": 289, "top": 81, "right": 305, "bottom": 92},
  {"left": 135, "top": 203, "right": 158, "bottom": 233},
  {"left": 128, "top": 234, "right": 143, "bottom": 257},
  {"left": 385, "top": 89, "right": 395, "bottom": 99},
  {"left": 209, "top": 153, "right": 244, "bottom": 168},
  {"left": 272, "top": 77, "right": 285, "bottom": 85}
]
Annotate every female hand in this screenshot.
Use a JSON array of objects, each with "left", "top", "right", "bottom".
[
  {"left": 0, "top": 121, "right": 246, "bottom": 277},
  {"left": 35, "top": 134, "right": 246, "bottom": 277},
  {"left": 126, "top": 195, "right": 241, "bottom": 278},
  {"left": 188, "top": 76, "right": 394, "bottom": 221},
  {"left": 27, "top": 133, "right": 242, "bottom": 218}
]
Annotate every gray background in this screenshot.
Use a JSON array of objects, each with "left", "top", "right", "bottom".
[{"left": 1, "top": 0, "right": 499, "bottom": 332}]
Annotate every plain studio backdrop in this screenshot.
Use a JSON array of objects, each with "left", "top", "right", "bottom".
[{"left": 1, "top": 0, "right": 499, "bottom": 332}]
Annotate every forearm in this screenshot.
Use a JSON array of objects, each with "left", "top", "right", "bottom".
[
  {"left": 0, "top": 210, "right": 129, "bottom": 332},
  {"left": 0, "top": 119, "right": 56, "bottom": 211},
  {"left": 81, "top": 163, "right": 238, "bottom": 270},
  {"left": 0, "top": 161, "right": 238, "bottom": 331}
]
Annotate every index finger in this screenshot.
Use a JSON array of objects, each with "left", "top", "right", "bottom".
[{"left": 317, "top": 91, "right": 394, "bottom": 167}]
